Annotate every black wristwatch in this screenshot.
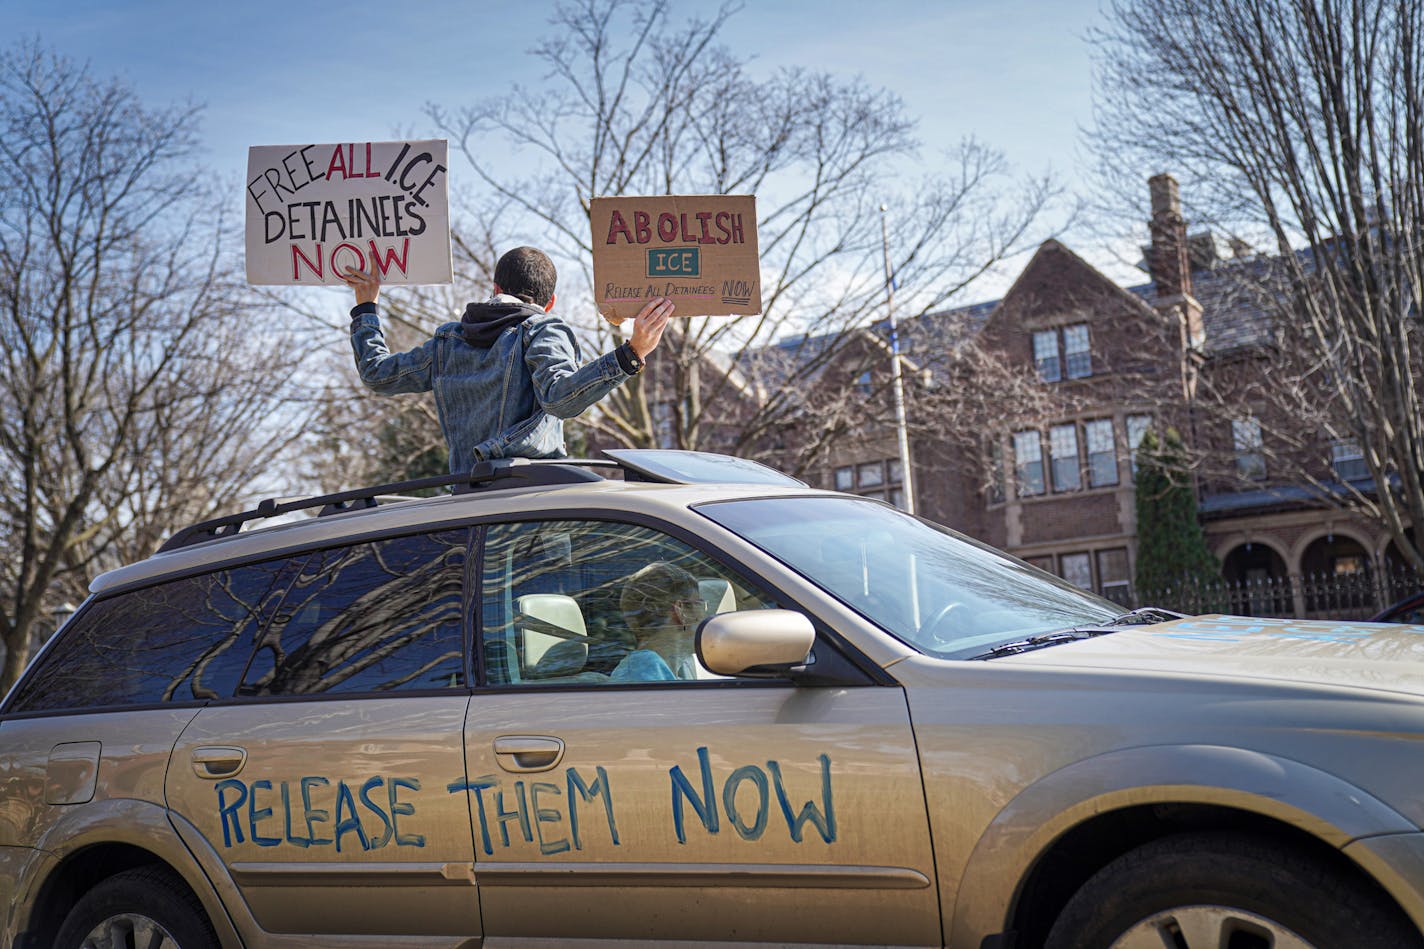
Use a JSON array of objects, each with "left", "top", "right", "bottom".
[{"left": 617, "top": 342, "right": 645, "bottom": 376}]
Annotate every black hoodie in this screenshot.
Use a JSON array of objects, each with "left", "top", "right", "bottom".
[{"left": 460, "top": 298, "right": 546, "bottom": 347}]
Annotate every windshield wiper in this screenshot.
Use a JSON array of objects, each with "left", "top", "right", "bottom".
[
  {"left": 966, "top": 608, "right": 1184, "bottom": 660},
  {"left": 1104, "top": 606, "right": 1186, "bottom": 626},
  {"left": 967, "top": 630, "right": 1095, "bottom": 659},
  {"left": 966, "top": 608, "right": 1186, "bottom": 660}
]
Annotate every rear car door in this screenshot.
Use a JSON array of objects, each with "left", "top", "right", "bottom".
[
  {"left": 165, "top": 528, "right": 480, "bottom": 941},
  {"left": 0, "top": 559, "right": 293, "bottom": 900},
  {"left": 460, "top": 517, "right": 940, "bottom": 946}
]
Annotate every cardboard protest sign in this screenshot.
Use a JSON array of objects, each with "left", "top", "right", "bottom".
[
  {"left": 245, "top": 140, "right": 452, "bottom": 286},
  {"left": 590, "top": 195, "right": 760, "bottom": 319}
]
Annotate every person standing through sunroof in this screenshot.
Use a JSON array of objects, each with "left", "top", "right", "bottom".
[{"left": 341, "top": 246, "right": 671, "bottom": 472}]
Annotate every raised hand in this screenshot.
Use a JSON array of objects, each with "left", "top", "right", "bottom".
[
  {"left": 340, "top": 266, "right": 380, "bottom": 306},
  {"left": 630, "top": 297, "right": 674, "bottom": 358}
]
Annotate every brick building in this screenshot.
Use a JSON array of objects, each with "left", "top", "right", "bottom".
[{"left": 768, "top": 176, "right": 1416, "bottom": 614}]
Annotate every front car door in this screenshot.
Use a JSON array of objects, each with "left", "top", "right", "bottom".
[
  {"left": 459, "top": 517, "right": 940, "bottom": 946},
  {"left": 165, "top": 528, "right": 479, "bottom": 943}
]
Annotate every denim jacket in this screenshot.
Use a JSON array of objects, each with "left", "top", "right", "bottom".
[{"left": 350, "top": 299, "right": 632, "bottom": 473}]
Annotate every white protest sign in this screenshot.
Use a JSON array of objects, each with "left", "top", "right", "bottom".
[{"left": 245, "top": 139, "right": 452, "bottom": 286}]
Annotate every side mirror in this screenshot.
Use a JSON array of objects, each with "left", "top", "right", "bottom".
[{"left": 696, "top": 609, "right": 815, "bottom": 677}]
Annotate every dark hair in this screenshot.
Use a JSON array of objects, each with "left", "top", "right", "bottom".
[{"left": 494, "top": 246, "right": 557, "bottom": 307}]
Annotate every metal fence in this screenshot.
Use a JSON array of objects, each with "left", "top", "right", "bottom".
[{"left": 1133, "top": 567, "right": 1422, "bottom": 621}]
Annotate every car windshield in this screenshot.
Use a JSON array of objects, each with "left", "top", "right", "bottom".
[{"left": 699, "top": 496, "right": 1119, "bottom": 658}]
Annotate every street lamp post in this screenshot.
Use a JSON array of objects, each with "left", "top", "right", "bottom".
[{"left": 880, "top": 204, "right": 916, "bottom": 515}]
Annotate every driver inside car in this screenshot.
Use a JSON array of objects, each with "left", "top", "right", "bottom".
[{"left": 614, "top": 561, "right": 706, "bottom": 681}]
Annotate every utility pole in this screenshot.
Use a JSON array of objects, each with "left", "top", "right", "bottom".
[{"left": 880, "top": 204, "right": 916, "bottom": 515}]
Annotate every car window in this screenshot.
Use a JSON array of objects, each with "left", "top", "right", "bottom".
[
  {"left": 700, "top": 496, "right": 1119, "bottom": 658},
  {"left": 238, "top": 529, "right": 468, "bottom": 696},
  {"left": 7, "top": 558, "right": 299, "bottom": 713},
  {"left": 480, "top": 519, "right": 780, "bottom": 686}
]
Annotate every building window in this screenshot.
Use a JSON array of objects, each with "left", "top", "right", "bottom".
[
  {"left": 1050, "top": 424, "right": 1081, "bottom": 492},
  {"left": 885, "top": 457, "right": 908, "bottom": 510},
  {"left": 1085, "top": 419, "right": 1118, "bottom": 487},
  {"left": 1014, "top": 430, "right": 1045, "bottom": 497},
  {"left": 1332, "top": 440, "right": 1368, "bottom": 481},
  {"left": 988, "top": 439, "right": 1006, "bottom": 504},
  {"left": 1060, "top": 552, "right": 1093, "bottom": 590},
  {"left": 1063, "top": 324, "right": 1092, "bottom": 378},
  {"left": 881, "top": 456, "right": 908, "bottom": 510},
  {"left": 1232, "top": 417, "right": 1266, "bottom": 480},
  {"left": 1025, "top": 555, "right": 1055, "bottom": 573},
  {"left": 1033, "top": 324, "right": 1092, "bottom": 382},
  {"left": 855, "top": 370, "right": 873, "bottom": 397},
  {"left": 1097, "top": 548, "right": 1131, "bottom": 604},
  {"left": 837, "top": 457, "right": 908, "bottom": 509},
  {"left": 1127, "top": 414, "right": 1153, "bottom": 474},
  {"left": 1032, "top": 331, "right": 1061, "bottom": 382}
]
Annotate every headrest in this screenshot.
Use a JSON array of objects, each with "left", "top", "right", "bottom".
[{"left": 518, "top": 593, "right": 586, "bottom": 636}]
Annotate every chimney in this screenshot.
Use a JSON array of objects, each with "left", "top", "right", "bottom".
[
  {"left": 1148, "top": 174, "right": 1192, "bottom": 299},
  {"left": 1147, "top": 175, "right": 1205, "bottom": 398}
]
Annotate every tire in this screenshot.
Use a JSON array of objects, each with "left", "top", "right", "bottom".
[
  {"left": 54, "top": 865, "right": 218, "bottom": 949},
  {"left": 1044, "top": 831, "right": 1422, "bottom": 949}
]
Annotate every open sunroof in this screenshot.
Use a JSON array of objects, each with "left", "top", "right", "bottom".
[{"left": 603, "top": 449, "right": 806, "bottom": 487}]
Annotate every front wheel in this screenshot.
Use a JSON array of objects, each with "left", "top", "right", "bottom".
[
  {"left": 55, "top": 865, "right": 218, "bottom": 949},
  {"left": 1044, "top": 832, "right": 1422, "bottom": 949}
]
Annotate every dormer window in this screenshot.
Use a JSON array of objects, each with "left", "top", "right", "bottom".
[{"left": 1032, "top": 324, "right": 1092, "bottom": 382}]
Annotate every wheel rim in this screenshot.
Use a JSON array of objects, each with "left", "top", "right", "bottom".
[
  {"left": 79, "top": 913, "right": 181, "bottom": 949},
  {"left": 1110, "top": 904, "right": 1315, "bottom": 949}
]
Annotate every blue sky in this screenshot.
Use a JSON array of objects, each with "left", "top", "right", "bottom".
[{"left": 8, "top": 0, "right": 1144, "bottom": 294}]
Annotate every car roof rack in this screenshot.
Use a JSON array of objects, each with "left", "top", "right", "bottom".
[
  {"left": 158, "top": 457, "right": 618, "bottom": 553},
  {"left": 158, "top": 450, "right": 805, "bottom": 553}
]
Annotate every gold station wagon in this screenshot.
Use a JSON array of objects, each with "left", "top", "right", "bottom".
[{"left": 4, "top": 450, "right": 1424, "bottom": 949}]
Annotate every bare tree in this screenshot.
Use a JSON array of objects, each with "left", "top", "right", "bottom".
[
  {"left": 427, "top": 0, "right": 1059, "bottom": 457},
  {"left": 304, "top": 320, "right": 448, "bottom": 492},
  {"left": 0, "top": 43, "right": 313, "bottom": 690},
  {"left": 745, "top": 309, "right": 1084, "bottom": 489},
  {"left": 1091, "top": 0, "right": 1424, "bottom": 572}
]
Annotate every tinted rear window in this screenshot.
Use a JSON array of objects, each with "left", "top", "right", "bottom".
[
  {"left": 238, "top": 529, "right": 468, "bottom": 696},
  {"left": 8, "top": 559, "right": 297, "bottom": 713}
]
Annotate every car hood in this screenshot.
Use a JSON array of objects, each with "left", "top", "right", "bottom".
[{"left": 993, "top": 614, "right": 1424, "bottom": 697}]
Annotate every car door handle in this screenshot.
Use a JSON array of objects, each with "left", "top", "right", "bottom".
[
  {"left": 191, "top": 746, "right": 247, "bottom": 779},
  {"left": 492, "top": 736, "right": 565, "bottom": 773}
]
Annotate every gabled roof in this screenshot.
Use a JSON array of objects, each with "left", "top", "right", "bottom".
[
  {"left": 983, "top": 238, "right": 1163, "bottom": 329},
  {"left": 749, "top": 235, "right": 1285, "bottom": 373}
]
